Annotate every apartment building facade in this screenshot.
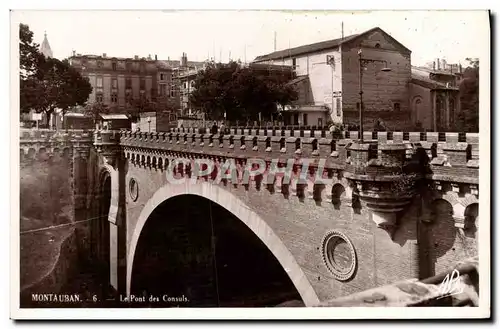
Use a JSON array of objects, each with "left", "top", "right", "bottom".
[{"left": 69, "top": 53, "right": 182, "bottom": 115}]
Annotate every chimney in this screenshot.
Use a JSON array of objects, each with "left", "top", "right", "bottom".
[
  {"left": 441, "top": 59, "right": 446, "bottom": 70},
  {"left": 433, "top": 61, "right": 436, "bottom": 71},
  {"left": 436, "top": 59, "right": 440, "bottom": 70},
  {"left": 134, "top": 55, "right": 139, "bottom": 60},
  {"left": 148, "top": 54, "right": 152, "bottom": 60},
  {"left": 181, "top": 52, "right": 188, "bottom": 67},
  {"left": 72, "top": 50, "right": 76, "bottom": 57},
  {"left": 155, "top": 54, "right": 157, "bottom": 60},
  {"left": 103, "top": 53, "right": 107, "bottom": 58},
  {"left": 459, "top": 63, "right": 463, "bottom": 74}
]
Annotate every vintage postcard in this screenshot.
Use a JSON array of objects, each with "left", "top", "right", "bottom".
[{"left": 10, "top": 9, "right": 490, "bottom": 320}]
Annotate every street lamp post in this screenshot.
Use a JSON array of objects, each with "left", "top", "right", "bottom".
[{"left": 357, "top": 49, "right": 391, "bottom": 143}]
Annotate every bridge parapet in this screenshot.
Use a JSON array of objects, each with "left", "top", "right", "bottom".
[
  {"left": 121, "top": 130, "right": 479, "bottom": 178},
  {"left": 172, "top": 127, "right": 478, "bottom": 143},
  {"left": 20, "top": 129, "right": 94, "bottom": 160}
]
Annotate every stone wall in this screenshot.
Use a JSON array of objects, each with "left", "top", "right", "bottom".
[
  {"left": 19, "top": 131, "right": 95, "bottom": 301},
  {"left": 341, "top": 30, "right": 412, "bottom": 130},
  {"left": 20, "top": 147, "right": 74, "bottom": 227},
  {"left": 20, "top": 227, "right": 79, "bottom": 307}
]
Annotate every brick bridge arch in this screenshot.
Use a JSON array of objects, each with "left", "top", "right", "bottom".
[{"left": 126, "top": 181, "right": 321, "bottom": 306}]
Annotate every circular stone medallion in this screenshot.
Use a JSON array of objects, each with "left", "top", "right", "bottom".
[
  {"left": 321, "top": 230, "right": 357, "bottom": 281},
  {"left": 129, "top": 178, "right": 139, "bottom": 201}
]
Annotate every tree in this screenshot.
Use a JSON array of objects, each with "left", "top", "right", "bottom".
[
  {"left": 19, "top": 23, "right": 40, "bottom": 80},
  {"left": 124, "top": 98, "right": 157, "bottom": 121},
  {"left": 19, "top": 24, "right": 92, "bottom": 126},
  {"left": 19, "top": 23, "right": 46, "bottom": 114},
  {"left": 189, "top": 61, "right": 298, "bottom": 123},
  {"left": 458, "top": 59, "right": 479, "bottom": 132},
  {"left": 84, "top": 102, "right": 110, "bottom": 127}
]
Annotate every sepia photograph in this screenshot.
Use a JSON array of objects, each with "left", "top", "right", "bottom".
[{"left": 10, "top": 9, "right": 490, "bottom": 320}]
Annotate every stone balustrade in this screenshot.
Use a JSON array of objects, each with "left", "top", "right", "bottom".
[{"left": 119, "top": 130, "right": 479, "bottom": 175}]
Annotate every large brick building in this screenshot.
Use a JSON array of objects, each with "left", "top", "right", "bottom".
[{"left": 253, "top": 27, "right": 413, "bottom": 130}]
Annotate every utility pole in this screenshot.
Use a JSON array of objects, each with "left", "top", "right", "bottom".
[
  {"left": 274, "top": 31, "right": 277, "bottom": 51},
  {"left": 342, "top": 22, "right": 344, "bottom": 40}
]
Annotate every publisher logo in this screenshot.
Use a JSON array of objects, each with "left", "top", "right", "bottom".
[{"left": 438, "top": 269, "right": 464, "bottom": 299}]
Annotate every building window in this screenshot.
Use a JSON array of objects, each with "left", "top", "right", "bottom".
[
  {"left": 125, "top": 89, "right": 132, "bottom": 103},
  {"left": 112, "top": 78, "right": 118, "bottom": 90},
  {"left": 292, "top": 58, "right": 297, "bottom": 70},
  {"left": 96, "top": 93, "right": 103, "bottom": 103},
  {"left": 126, "top": 61, "right": 132, "bottom": 71},
  {"left": 112, "top": 62, "right": 117, "bottom": 71},
  {"left": 96, "top": 76, "right": 103, "bottom": 88},
  {"left": 336, "top": 98, "right": 341, "bottom": 116},
  {"left": 140, "top": 62, "right": 146, "bottom": 72},
  {"left": 160, "top": 73, "right": 164, "bottom": 81},
  {"left": 111, "top": 93, "right": 118, "bottom": 103},
  {"left": 375, "top": 43, "right": 381, "bottom": 48},
  {"left": 125, "top": 77, "right": 132, "bottom": 89},
  {"left": 162, "top": 85, "right": 168, "bottom": 96},
  {"left": 356, "top": 102, "right": 360, "bottom": 110},
  {"left": 140, "top": 79, "right": 145, "bottom": 90},
  {"left": 303, "top": 113, "right": 308, "bottom": 126},
  {"left": 393, "top": 102, "right": 401, "bottom": 111},
  {"left": 449, "top": 97, "right": 455, "bottom": 125},
  {"left": 97, "top": 61, "right": 103, "bottom": 68}
]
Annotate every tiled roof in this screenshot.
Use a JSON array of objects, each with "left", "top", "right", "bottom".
[
  {"left": 412, "top": 66, "right": 457, "bottom": 77},
  {"left": 410, "top": 76, "right": 459, "bottom": 91},
  {"left": 284, "top": 105, "right": 328, "bottom": 112},
  {"left": 100, "top": 114, "right": 129, "bottom": 120},
  {"left": 64, "top": 112, "right": 86, "bottom": 118},
  {"left": 253, "top": 27, "right": 411, "bottom": 62},
  {"left": 286, "top": 75, "right": 309, "bottom": 86}
]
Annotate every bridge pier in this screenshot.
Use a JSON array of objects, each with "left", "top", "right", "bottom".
[{"left": 94, "top": 130, "right": 128, "bottom": 296}]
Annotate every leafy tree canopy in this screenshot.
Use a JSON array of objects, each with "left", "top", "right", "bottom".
[
  {"left": 84, "top": 102, "right": 110, "bottom": 124},
  {"left": 189, "top": 61, "right": 298, "bottom": 122},
  {"left": 19, "top": 23, "right": 92, "bottom": 120},
  {"left": 458, "top": 59, "right": 479, "bottom": 132}
]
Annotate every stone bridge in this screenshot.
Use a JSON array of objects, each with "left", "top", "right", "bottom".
[{"left": 19, "top": 127, "right": 479, "bottom": 307}]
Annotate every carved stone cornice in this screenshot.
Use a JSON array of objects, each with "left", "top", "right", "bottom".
[
  {"left": 94, "top": 130, "right": 121, "bottom": 167},
  {"left": 344, "top": 142, "right": 420, "bottom": 240}
]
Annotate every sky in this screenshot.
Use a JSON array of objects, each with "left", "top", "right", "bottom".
[{"left": 12, "top": 10, "right": 489, "bottom": 67}]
